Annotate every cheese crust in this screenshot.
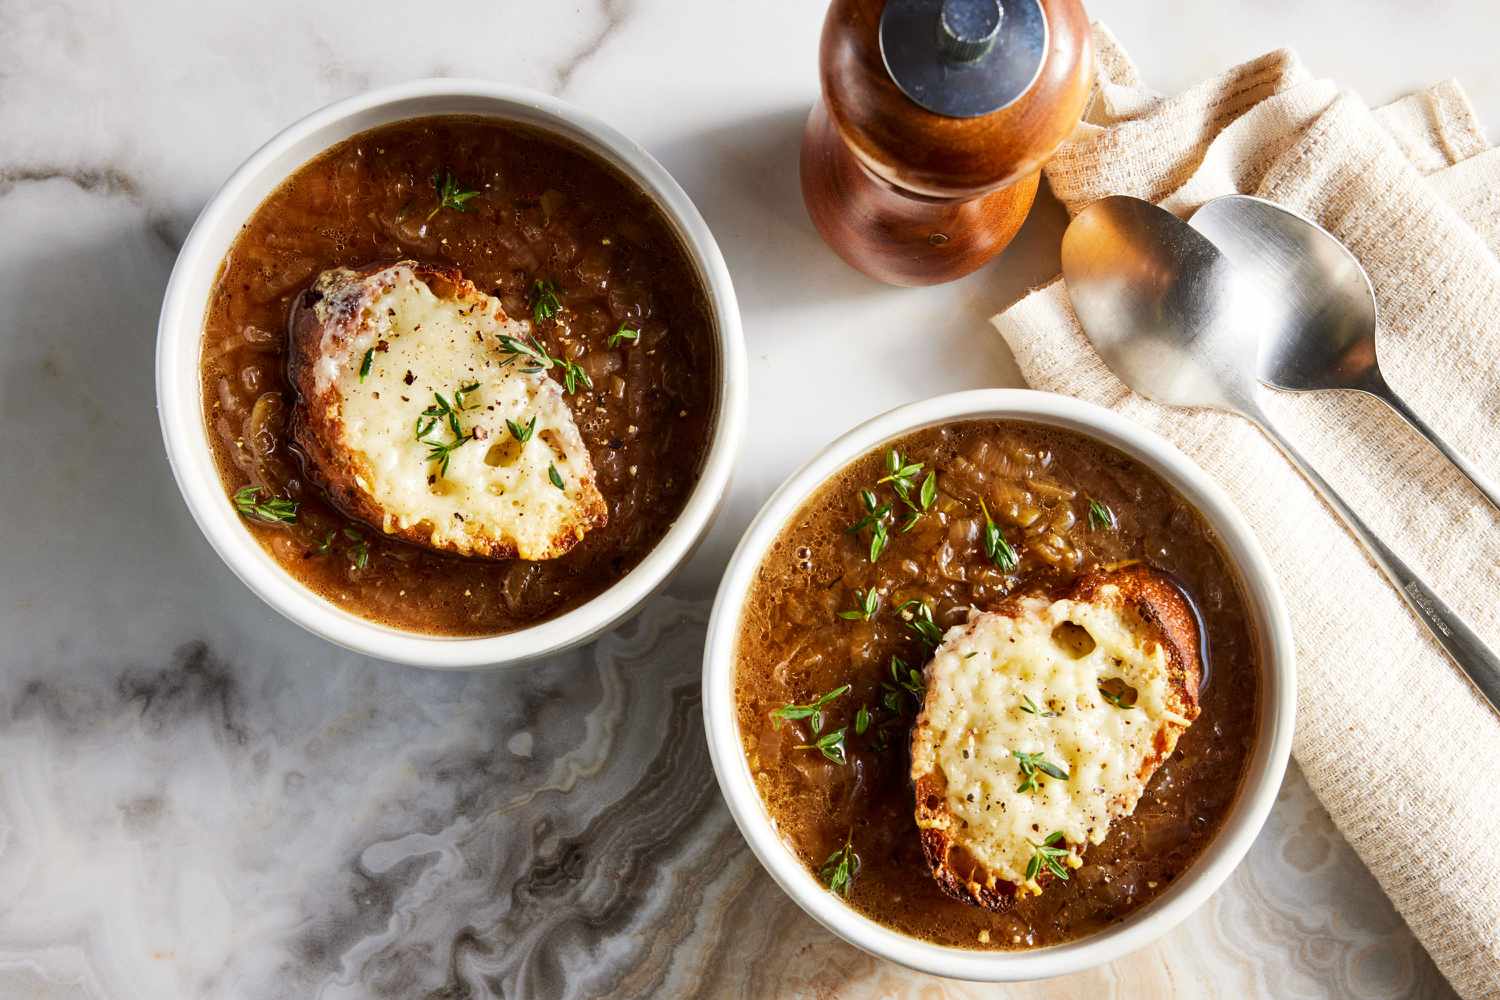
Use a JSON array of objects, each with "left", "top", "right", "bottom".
[
  {"left": 287, "top": 262, "right": 607, "bottom": 560},
  {"left": 910, "top": 566, "right": 1202, "bottom": 908}
]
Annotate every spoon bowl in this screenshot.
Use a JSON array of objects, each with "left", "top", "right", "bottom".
[
  {"left": 1191, "top": 195, "right": 1378, "bottom": 393},
  {"left": 1061, "top": 194, "right": 1500, "bottom": 713},
  {"left": 1189, "top": 193, "right": 1499, "bottom": 510},
  {"left": 1061, "top": 195, "right": 1264, "bottom": 411}
]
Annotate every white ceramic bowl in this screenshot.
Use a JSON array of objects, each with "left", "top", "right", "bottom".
[
  {"left": 157, "top": 80, "right": 746, "bottom": 668},
  {"left": 703, "top": 389, "right": 1294, "bottom": 981}
]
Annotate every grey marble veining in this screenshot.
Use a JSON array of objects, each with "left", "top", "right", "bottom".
[{"left": 2, "top": 0, "right": 1492, "bottom": 997}]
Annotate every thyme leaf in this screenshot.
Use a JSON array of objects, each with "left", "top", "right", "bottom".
[
  {"left": 506, "top": 414, "right": 537, "bottom": 444},
  {"left": 232, "top": 485, "right": 298, "bottom": 525},
  {"left": 496, "top": 332, "right": 592, "bottom": 395},
  {"left": 868, "top": 520, "right": 889, "bottom": 563},
  {"left": 878, "top": 449, "right": 924, "bottom": 489},
  {"left": 561, "top": 360, "right": 593, "bottom": 395},
  {"left": 847, "top": 488, "right": 891, "bottom": 536},
  {"left": 607, "top": 323, "right": 640, "bottom": 348},
  {"left": 819, "top": 831, "right": 860, "bottom": 897},
  {"left": 1025, "top": 832, "right": 1071, "bottom": 882},
  {"left": 428, "top": 171, "right": 480, "bottom": 220},
  {"left": 1020, "top": 694, "right": 1058, "bottom": 718},
  {"left": 771, "top": 683, "right": 851, "bottom": 735},
  {"left": 899, "top": 470, "right": 940, "bottom": 533},
  {"left": 414, "top": 387, "right": 476, "bottom": 478},
  {"left": 1014, "top": 749, "right": 1070, "bottom": 793},
  {"left": 837, "top": 588, "right": 880, "bottom": 622},
  {"left": 343, "top": 527, "right": 369, "bottom": 570},
  {"left": 979, "top": 498, "right": 1019, "bottom": 572},
  {"left": 1087, "top": 498, "right": 1116, "bottom": 531},
  {"left": 529, "top": 279, "right": 562, "bottom": 324},
  {"left": 897, "top": 598, "right": 942, "bottom": 649},
  {"left": 796, "top": 727, "right": 848, "bottom": 765},
  {"left": 878, "top": 655, "right": 925, "bottom": 725}
]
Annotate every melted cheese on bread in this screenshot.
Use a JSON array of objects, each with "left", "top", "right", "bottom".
[
  {"left": 301, "top": 264, "right": 606, "bottom": 560},
  {"left": 910, "top": 589, "right": 1196, "bottom": 895}
]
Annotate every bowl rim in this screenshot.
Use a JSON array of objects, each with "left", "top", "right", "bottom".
[
  {"left": 701, "top": 388, "right": 1295, "bottom": 981},
  {"left": 156, "top": 79, "right": 747, "bottom": 669}
]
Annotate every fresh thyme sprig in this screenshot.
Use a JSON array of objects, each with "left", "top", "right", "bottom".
[
  {"left": 854, "top": 705, "right": 872, "bottom": 735},
  {"left": 1014, "top": 749, "right": 1070, "bottom": 793},
  {"left": 422, "top": 436, "right": 470, "bottom": 479},
  {"left": 847, "top": 489, "right": 890, "bottom": 536},
  {"left": 496, "top": 334, "right": 549, "bottom": 374},
  {"left": 897, "top": 598, "right": 943, "bottom": 649},
  {"left": 853, "top": 453, "right": 929, "bottom": 559},
  {"left": 607, "top": 323, "right": 640, "bottom": 348},
  {"left": 1025, "top": 832, "right": 1071, "bottom": 882},
  {"left": 869, "top": 656, "right": 922, "bottom": 753},
  {"left": 453, "top": 382, "right": 479, "bottom": 410},
  {"left": 415, "top": 390, "right": 461, "bottom": 440},
  {"left": 496, "top": 332, "right": 593, "bottom": 395},
  {"left": 1087, "top": 498, "right": 1116, "bottom": 531},
  {"left": 849, "top": 450, "right": 934, "bottom": 561},
  {"left": 819, "top": 831, "right": 860, "bottom": 897},
  {"left": 506, "top": 414, "right": 537, "bottom": 444},
  {"left": 232, "top": 485, "right": 298, "bottom": 525},
  {"left": 343, "top": 527, "right": 369, "bottom": 570},
  {"left": 898, "top": 470, "right": 939, "bottom": 532},
  {"left": 878, "top": 449, "right": 924, "bottom": 490},
  {"left": 1020, "top": 694, "right": 1058, "bottom": 718},
  {"left": 796, "top": 727, "right": 848, "bottom": 765},
  {"left": 979, "top": 498, "right": 1019, "bottom": 572},
  {"left": 414, "top": 383, "right": 479, "bottom": 478},
  {"left": 358, "top": 347, "right": 374, "bottom": 382},
  {"left": 881, "top": 655, "right": 923, "bottom": 715},
  {"left": 876, "top": 449, "right": 936, "bottom": 532},
  {"left": 548, "top": 464, "right": 565, "bottom": 490},
  {"left": 838, "top": 588, "right": 880, "bottom": 622},
  {"left": 529, "top": 279, "right": 562, "bottom": 324},
  {"left": 771, "top": 683, "right": 850, "bottom": 735},
  {"left": 428, "top": 171, "right": 480, "bottom": 220}
]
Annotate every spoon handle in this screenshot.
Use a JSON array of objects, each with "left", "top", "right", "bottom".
[
  {"left": 1362, "top": 377, "right": 1500, "bottom": 513},
  {"left": 1248, "top": 405, "right": 1500, "bottom": 712}
]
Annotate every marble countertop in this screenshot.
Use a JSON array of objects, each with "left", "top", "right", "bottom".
[{"left": 1, "top": 1, "right": 1491, "bottom": 997}]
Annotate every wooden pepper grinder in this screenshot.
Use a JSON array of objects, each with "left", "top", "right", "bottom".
[{"left": 801, "top": 0, "right": 1093, "bottom": 286}]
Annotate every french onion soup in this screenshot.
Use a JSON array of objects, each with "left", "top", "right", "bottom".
[
  {"left": 200, "top": 117, "right": 716, "bottom": 635},
  {"left": 734, "top": 421, "right": 1259, "bottom": 948}
]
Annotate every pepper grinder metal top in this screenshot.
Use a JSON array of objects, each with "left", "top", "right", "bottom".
[
  {"left": 801, "top": 0, "right": 1092, "bottom": 286},
  {"left": 881, "top": 0, "right": 1047, "bottom": 119}
]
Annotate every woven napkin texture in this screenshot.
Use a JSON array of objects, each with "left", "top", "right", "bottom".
[{"left": 991, "top": 25, "right": 1500, "bottom": 998}]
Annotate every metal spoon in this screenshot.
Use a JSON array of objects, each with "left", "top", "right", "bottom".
[
  {"left": 1060, "top": 194, "right": 1500, "bottom": 711},
  {"left": 1189, "top": 194, "right": 1500, "bottom": 511}
]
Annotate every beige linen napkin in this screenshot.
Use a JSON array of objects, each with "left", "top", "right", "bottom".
[{"left": 992, "top": 26, "right": 1500, "bottom": 999}]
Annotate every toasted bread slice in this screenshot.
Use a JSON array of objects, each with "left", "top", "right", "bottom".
[
  {"left": 288, "top": 262, "right": 606, "bottom": 561},
  {"left": 910, "top": 565, "right": 1202, "bottom": 910}
]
